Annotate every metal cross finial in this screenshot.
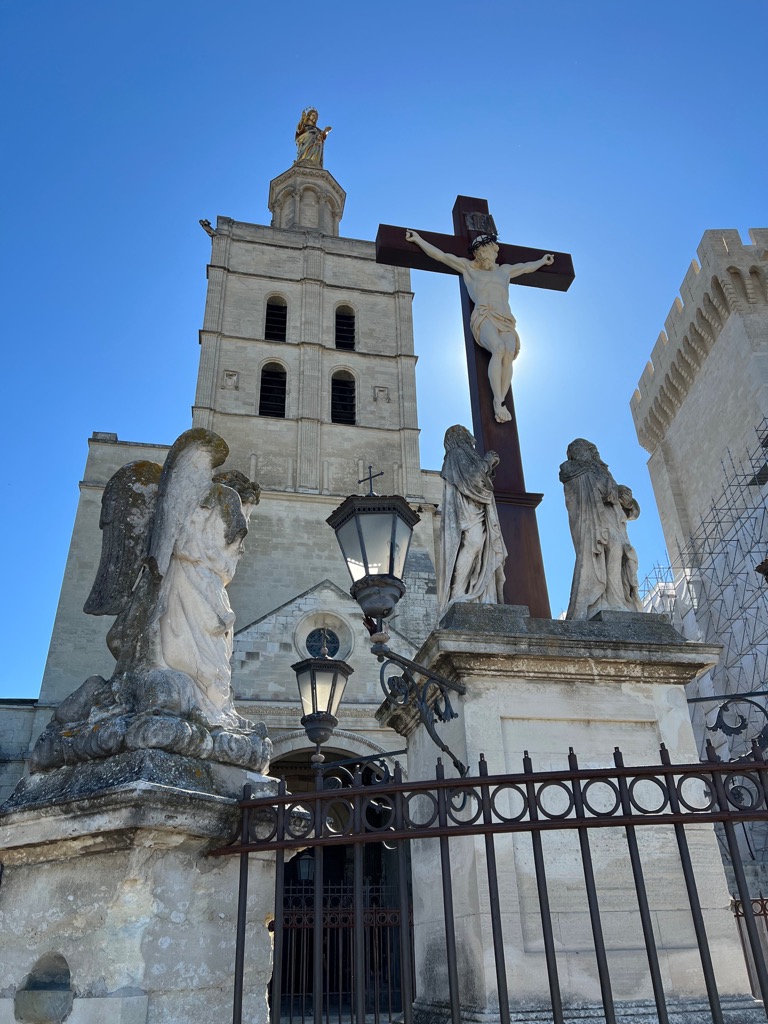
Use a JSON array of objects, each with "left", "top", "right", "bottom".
[{"left": 358, "top": 464, "right": 384, "bottom": 496}]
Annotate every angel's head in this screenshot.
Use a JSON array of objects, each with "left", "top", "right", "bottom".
[{"left": 214, "top": 470, "right": 261, "bottom": 516}]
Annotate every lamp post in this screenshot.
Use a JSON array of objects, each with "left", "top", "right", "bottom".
[
  {"left": 292, "top": 633, "right": 353, "bottom": 767},
  {"left": 327, "top": 492, "right": 469, "bottom": 776}
]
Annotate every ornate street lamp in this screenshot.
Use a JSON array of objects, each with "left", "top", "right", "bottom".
[
  {"left": 327, "top": 490, "right": 469, "bottom": 776},
  {"left": 292, "top": 633, "right": 353, "bottom": 765},
  {"left": 326, "top": 494, "right": 420, "bottom": 630}
]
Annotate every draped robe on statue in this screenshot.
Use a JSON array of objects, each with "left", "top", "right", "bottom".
[
  {"left": 439, "top": 432, "right": 507, "bottom": 618},
  {"left": 560, "top": 447, "right": 642, "bottom": 621}
]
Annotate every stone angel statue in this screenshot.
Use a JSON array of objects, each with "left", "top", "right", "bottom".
[{"left": 31, "top": 429, "right": 272, "bottom": 774}]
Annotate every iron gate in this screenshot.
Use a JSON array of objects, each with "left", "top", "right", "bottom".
[
  {"left": 275, "top": 881, "right": 412, "bottom": 1023},
  {"left": 212, "top": 741, "right": 768, "bottom": 1024}
]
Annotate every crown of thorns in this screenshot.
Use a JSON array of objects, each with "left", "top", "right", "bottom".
[{"left": 468, "top": 233, "right": 498, "bottom": 255}]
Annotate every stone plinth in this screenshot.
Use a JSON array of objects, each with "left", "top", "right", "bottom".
[
  {"left": 0, "top": 750, "right": 276, "bottom": 1024},
  {"left": 379, "top": 606, "right": 761, "bottom": 1023}
]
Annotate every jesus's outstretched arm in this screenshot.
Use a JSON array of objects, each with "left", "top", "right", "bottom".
[
  {"left": 405, "top": 229, "right": 467, "bottom": 274},
  {"left": 505, "top": 253, "right": 555, "bottom": 280}
]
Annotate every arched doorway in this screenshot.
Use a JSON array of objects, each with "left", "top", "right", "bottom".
[{"left": 270, "top": 747, "right": 413, "bottom": 1023}]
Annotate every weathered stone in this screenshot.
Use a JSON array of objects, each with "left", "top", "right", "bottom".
[
  {"left": 381, "top": 607, "right": 751, "bottom": 1019},
  {"left": 0, "top": 754, "right": 277, "bottom": 1024}
]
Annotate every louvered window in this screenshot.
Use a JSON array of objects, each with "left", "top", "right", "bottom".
[
  {"left": 265, "top": 299, "right": 287, "bottom": 342},
  {"left": 335, "top": 307, "right": 355, "bottom": 350},
  {"left": 331, "top": 373, "right": 356, "bottom": 425},
  {"left": 259, "top": 364, "right": 287, "bottom": 418}
]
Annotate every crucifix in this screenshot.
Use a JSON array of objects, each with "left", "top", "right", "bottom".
[
  {"left": 359, "top": 464, "right": 384, "bottom": 496},
  {"left": 375, "top": 195, "right": 575, "bottom": 617}
]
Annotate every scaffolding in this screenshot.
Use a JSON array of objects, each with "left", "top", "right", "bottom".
[{"left": 642, "top": 419, "right": 768, "bottom": 861}]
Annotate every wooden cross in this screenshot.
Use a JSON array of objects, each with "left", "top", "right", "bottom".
[{"left": 375, "top": 195, "right": 575, "bottom": 617}]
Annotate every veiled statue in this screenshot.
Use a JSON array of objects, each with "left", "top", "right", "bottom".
[
  {"left": 438, "top": 425, "right": 507, "bottom": 618},
  {"left": 32, "top": 428, "right": 272, "bottom": 774},
  {"left": 560, "top": 438, "right": 643, "bottom": 620},
  {"left": 295, "top": 107, "right": 332, "bottom": 167}
]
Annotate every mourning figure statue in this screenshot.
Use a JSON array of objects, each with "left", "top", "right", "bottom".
[
  {"left": 438, "top": 425, "right": 507, "bottom": 618},
  {"left": 560, "top": 438, "right": 643, "bottom": 620},
  {"left": 31, "top": 428, "right": 272, "bottom": 774}
]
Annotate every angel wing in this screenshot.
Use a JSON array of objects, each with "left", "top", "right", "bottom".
[
  {"left": 83, "top": 460, "right": 162, "bottom": 616},
  {"left": 148, "top": 428, "right": 230, "bottom": 576}
]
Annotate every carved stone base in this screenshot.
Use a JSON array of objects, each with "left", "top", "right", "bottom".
[
  {"left": 29, "top": 668, "right": 272, "bottom": 774},
  {"left": 0, "top": 749, "right": 276, "bottom": 1024}
]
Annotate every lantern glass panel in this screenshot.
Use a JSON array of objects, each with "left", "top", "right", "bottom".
[
  {"left": 336, "top": 518, "right": 366, "bottom": 581},
  {"left": 313, "top": 666, "right": 340, "bottom": 716},
  {"left": 392, "top": 515, "right": 414, "bottom": 579},
  {"left": 296, "top": 666, "right": 315, "bottom": 717},
  {"left": 359, "top": 513, "right": 395, "bottom": 576}
]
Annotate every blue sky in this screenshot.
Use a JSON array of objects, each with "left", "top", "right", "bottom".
[{"left": 1, "top": 1, "right": 766, "bottom": 698}]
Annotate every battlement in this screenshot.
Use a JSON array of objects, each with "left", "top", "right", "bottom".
[{"left": 631, "top": 229, "right": 768, "bottom": 452}]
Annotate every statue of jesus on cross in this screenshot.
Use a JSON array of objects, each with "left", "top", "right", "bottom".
[{"left": 404, "top": 229, "right": 554, "bottom": 423}]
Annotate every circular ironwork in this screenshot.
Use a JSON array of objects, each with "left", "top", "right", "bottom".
[
  {"left": 248, "top": 806, "right": 278, "bottom": 843},
  {"left": 362, "top": 795, "right": 396, "bottom": 832},
  {"left": 676, "top": 774, "right": 716, "bottom": 813},
  {"left": 723, "top": 771, "right": 765, "bottom": 810},
  {"left": 535, "top": 781, "right": 575, "bottom": 820},
  {"left": 324, "top": 798, "right": 355, "bottom": 836},
  {"left": 490, "top": 783, "right": 528, "bottom": 823},
  {"left": 581, "top": 778, "right": 621, "bottom": 818},
  {"left": 446, "top": 787, "right": 483, "bottom": 825},
  {"left": 628, "top": 776, "right": 668, "bottom": 815},
  {"left": 306, "top": 627, "right": 340, "bottom": 658},
  {"left": 284, "top": 804, "right": 316, "bottom": 840},
  {"left": 403, "top": 790, "right": 439, "bottom": 829}
]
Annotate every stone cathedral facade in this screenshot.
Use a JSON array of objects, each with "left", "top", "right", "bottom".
[{"left": 1, "top": 147, "right": 446, "bottom": 801}]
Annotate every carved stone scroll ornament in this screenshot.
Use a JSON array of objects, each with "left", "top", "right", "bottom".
[
  {"left": 31, "top": 428, "right": 272, "bottom": 774},
  {"left": 560, "top": 438, "right": 643, "bottom": 620}
]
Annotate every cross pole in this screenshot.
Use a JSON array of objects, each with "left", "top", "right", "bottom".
[{"left": 375, "top": 195, "right": 575, "bottom": 617}]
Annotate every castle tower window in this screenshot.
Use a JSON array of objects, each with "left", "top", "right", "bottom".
[
  {"left": 335, "top": 306, "right": 356, "bottom": 350},
  {"left": 265, "top": 298, "right": 288, "bottom": 342},
  {"left": 259, "top": 363, "right": 287, "bottom": 418},
  {"left": 331, "top": 371, "right": 356, "bottom": 425}
]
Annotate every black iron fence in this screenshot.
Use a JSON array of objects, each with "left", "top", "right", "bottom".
[{"left": 211, "top": 741, "right": 768, "bottom": 1024}]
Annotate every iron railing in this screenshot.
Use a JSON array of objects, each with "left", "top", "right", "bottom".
[{"left": 212, "top": 741, "right": 768, "bottom": 1024}]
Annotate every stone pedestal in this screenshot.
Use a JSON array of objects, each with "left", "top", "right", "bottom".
[
  {"left": 379, "top": 606, "right": 761, "bottom": 1023},
  {"left": 0, "top": 750, "right": 277, "bottom": 1024}
]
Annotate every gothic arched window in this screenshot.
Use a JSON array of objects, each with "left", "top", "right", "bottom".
[
  {"left": 335, "top": 305, "right": 356, "bottom": 350},
  {"left": 265, "top": 296, "right": 288, "bottom": 342},
  {"left": 331, "top": 371, "right": 356, "bottom": 425},
  {"left": 259, "top": 363, "right": 287, "bottom": 418}
]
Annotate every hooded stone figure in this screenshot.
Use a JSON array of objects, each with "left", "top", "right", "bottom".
[
  {"left": 438, "top": 424, "right": 507, "bottom": 618},
  {"left": 560, "top": 438, "right": 643, "bottom": 620}
]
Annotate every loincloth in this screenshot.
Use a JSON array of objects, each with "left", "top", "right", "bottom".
[{"left": 470, "top": 305, "right": 520, "bottom": 357}]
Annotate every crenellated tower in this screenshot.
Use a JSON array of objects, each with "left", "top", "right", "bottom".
[{"left": 631, "top": 228, "right": 768, "bottom": 552}]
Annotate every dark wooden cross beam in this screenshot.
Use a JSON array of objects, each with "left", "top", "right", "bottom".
[{"left": 375, "top": 195, "right": 575, "bottom": 617}]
